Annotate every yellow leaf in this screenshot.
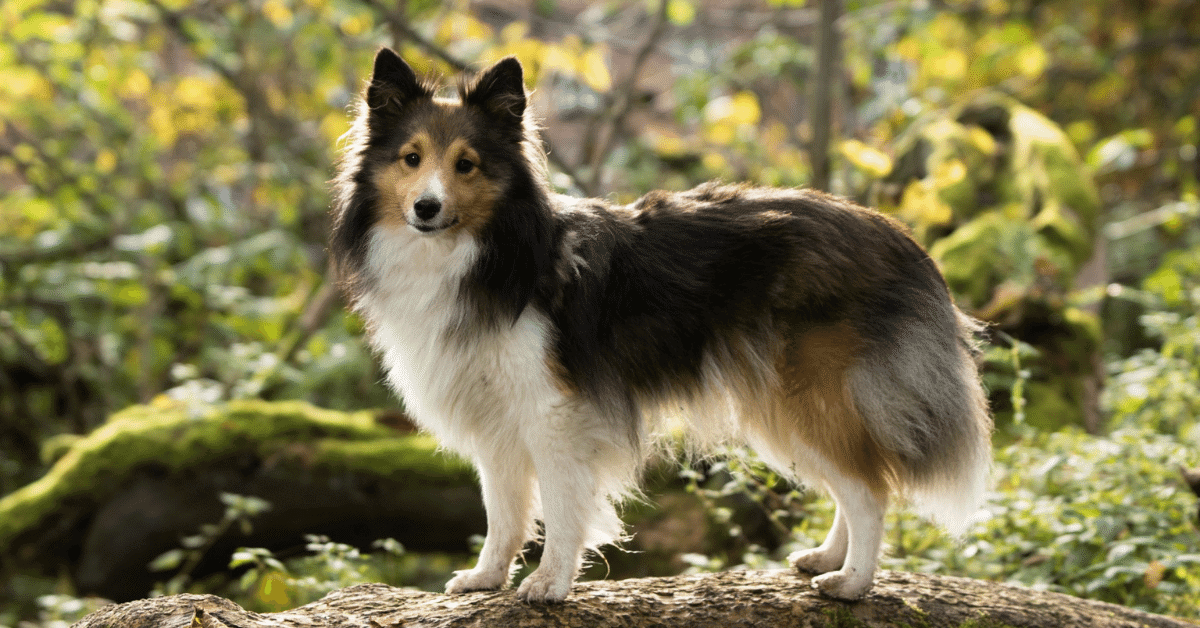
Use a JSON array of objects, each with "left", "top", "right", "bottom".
[
  {"left": 256, "top": 570, "right": 292, "bottom": 609},
  {"left": 899, "top": 179, "right": 953, "bottom": 226},
  {"left": 933, "top": 159, "right": 967, "bottom": 188},
  {"left": 839, "top": 139, "right": 892, "bottom": 177},
  {"left": 541, "top": 43, "right": 574, "bottom": 75},
  {"left": 149, "top": 106, "right": 177, "bottom": 146},
  {"left": 929, "top": 49, "right": 967, "bottom": 81},
  {"left": 666, "top": 0, "right": 696, "bottom": 26},
  {"left": 436, "top": 11, "right": 492, "bottom": 44},
  {"left": 704, "top": 91, "right": 761, "bottom": 130},
  {"left": 500, "top": 21, "right": 528, "bottom": 43},
  {"left": 119, "top": 69, "right": 152, "bottom": 99},
  {"left": 895, "top": 36, "right": 920, "bottom": 61},
  {"left": 703, "top": 120, "right": 736, "bottom": 146},
  {"left": 729, "top": 91, "right": 761, "bottom": 126},
  {"left": 95, "top": 149, "right": 117, "bottom": 174},
  {"left": 0, "top": 67, "right": 52, "bottom": 114},
  {"left": 339, "top": 14, "right": 367, "bottom": 37},
  {"left": 262, "top": 0, "right": 294, "bottom": 29},
  {"left": 175, "top": 76, "right": 215, "bottom": 109},
  {"left": 1015, "top": 42, "right": 1047, "bottom": 78},
  {"left": 1144, "top": 560, "right": 1166, "bottom": 589},
  {"left": 319, "top": 112, "right": 348, "bottom": 144},
  {"left": 966, "top": 126, "right": 997, "bottom": 155},
  {"left": 578, "top": 46, "right": 611, "bottom": 92},
  {"left": 1011, "top": 108, "right": 1065, "bottom": 145},
  {"left": 150, "top": 394, "right": 181, "bottom": 411},
  {"left": 649, "top": 129, "right": 688, "bottom": 157},
  {"left": 702, "top": 152, "right": 728, "bottom": 174}
]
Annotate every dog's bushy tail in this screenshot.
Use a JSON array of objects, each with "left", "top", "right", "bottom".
[{"left": 851, "top": 308, "right": 993, "bottom": 536}]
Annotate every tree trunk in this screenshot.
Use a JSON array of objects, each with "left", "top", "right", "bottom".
[
  {"left": 72, "top": 569, "right": 1194, "bottom": 628},
  {"left": 807, "top": 0, "right": 841, "bottom": 192}
]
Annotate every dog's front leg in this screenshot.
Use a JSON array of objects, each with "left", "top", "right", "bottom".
[
  {"left": 515, "top": 438, "right": 598, "bottom": 603},
  {"left": 445, "top": 451, "right": 536, "bottom": 593}
]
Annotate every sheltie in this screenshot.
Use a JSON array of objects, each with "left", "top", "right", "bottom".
[{"left": 330, "top": 48, "right": 992, "bottom": 603}]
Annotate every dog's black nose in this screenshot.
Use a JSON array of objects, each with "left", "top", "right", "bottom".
[{"left": 414, "top": 198, "right": 441, "bottom": 220}]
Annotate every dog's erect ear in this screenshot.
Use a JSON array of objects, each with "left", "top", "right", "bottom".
[
  {"left": 367, "top": 48, "right": 431, "bottom": 111},
  {"left": 462, "top": 57, "right": 526, "bottom": 127}
]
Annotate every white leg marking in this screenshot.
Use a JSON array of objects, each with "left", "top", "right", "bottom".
[
  {"left": 809, "top": 472, "right": 886, "bottom": 600},
  {"left": 789, "top": 501, "right": 848, "bottom": 574},
  {"left": 516, "top": 449, "right": 595, "bottom": 603},
  {"left": 446, "top": 452, "right": 536, "bottom": 593}
]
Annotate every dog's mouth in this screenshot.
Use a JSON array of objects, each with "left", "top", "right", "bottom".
[{"left": 408, "top": 216, "right": 459, "bottom": 234}]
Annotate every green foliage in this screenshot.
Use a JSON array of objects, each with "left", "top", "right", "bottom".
[
  {"left": 150, "top": 492, "right": 273, "bottom": 595},
  {"left": 955, "top": 429, "right": 1198, "bottom": 617},
  {"left": 1106, "top": 246, "right": 1200, "bottom": 438},
  {"left": 230, "top": 535, "right": 411, "bottom": 611},
  {"left": 0, "top": 594, "right": 110, "bottom": 628}
]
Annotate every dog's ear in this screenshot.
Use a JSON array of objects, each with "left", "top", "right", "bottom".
[
  {"left": 462, "top": 56, "right": 526, "bottom": 127},
  {"left": 367, "top": 48, "right": 431, "bottom": 111}
]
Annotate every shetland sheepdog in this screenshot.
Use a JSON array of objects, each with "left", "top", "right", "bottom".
[{"left": 330, "top": 48, "right": 992, "bottom": 603}]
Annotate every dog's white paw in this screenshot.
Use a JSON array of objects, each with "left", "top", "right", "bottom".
[
  {"left": 445, "top": 567, "right": 507, "bottom": 593},
  {"left": 515, "top": 567, "right": 572, "bottom": 603},
  {"left": 811, "top": 568, "right": 873, "bottom": 601},
  {"left": 788, "top": 547, "right": 844, "bottom": 575}
]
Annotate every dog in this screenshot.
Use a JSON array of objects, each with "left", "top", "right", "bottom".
[{"left": 329, "top": 48, "right": 992, "bottom": 603}]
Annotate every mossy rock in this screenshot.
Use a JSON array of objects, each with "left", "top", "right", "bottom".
[{"left": 0, "top": 399, "right": 481, "bottom": 601}]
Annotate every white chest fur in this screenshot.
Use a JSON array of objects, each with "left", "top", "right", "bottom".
[{"left": 358, "top": 227, "right": 559, "bottom": 459}]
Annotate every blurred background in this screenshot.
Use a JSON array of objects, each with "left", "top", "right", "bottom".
[{"left": 1, "top": 0, "right": 1198, "bottom": 624}]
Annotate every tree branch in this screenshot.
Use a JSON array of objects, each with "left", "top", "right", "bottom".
[{"left": 581, "top": 1, "right": 670, "bottom": 196}]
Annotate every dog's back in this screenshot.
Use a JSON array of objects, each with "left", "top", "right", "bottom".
[{"left": 545, "top": 182, "right": 991, "bottom": 534}]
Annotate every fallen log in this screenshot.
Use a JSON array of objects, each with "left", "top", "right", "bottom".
[{"left": 71, "top": 569, "right": 1196, "bottom": 628}]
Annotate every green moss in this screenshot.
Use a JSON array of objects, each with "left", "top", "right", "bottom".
[
  {"left": 0, "top": 399, "right": 471, "bottom": 550},
  {"left": 313, "top": 436, "right": 476, "bottom": 486},
  {"left": 819, "top": 607, "right": 870, "bottom": 628}
]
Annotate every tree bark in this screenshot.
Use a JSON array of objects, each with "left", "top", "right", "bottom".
[{"left": 72, "top": 569, "right": 1195, "bottom": 628}]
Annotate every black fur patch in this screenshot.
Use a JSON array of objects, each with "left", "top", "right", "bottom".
[{"left": 539, "top": 185, "right": 954, "bottom": 410}]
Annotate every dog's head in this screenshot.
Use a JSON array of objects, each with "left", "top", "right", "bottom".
[
  {"left": 331, "top": 51, "right": 539, "bottom": 271},
  {"left": 331, "top": 51, "right": 553, "bottom": 320},
  {"left": 365, "top": 49, "right": 529, "bottom": 236}
]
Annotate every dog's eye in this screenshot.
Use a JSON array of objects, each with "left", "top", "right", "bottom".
[
  {"left": 404, "top": 153, "right": 420, "bottom": 167},
  {"left": 455, "top": 159, "right": 475, "bottom": 174}
]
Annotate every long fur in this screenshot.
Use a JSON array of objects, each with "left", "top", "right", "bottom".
[{"left": 330, "top": 49, "right": 993, "bottom": 603}]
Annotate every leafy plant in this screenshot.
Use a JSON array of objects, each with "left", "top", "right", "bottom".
[
  {"left": 148, "top": 492, "right": 272, "bottom": 595},
  {"left": 231, "top": 535, "right": 410, "bottom": 611}
]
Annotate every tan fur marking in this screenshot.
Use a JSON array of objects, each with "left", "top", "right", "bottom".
[
  {"left": 775, "top": 324, "right": 898, "bottom": 498},
  {"left": 545, "top": 351, "right": 577, "bottom": 397},
  {"left": 368, "top": 132, "right": 500, "bottom": 235},
  {"left": 440, "top": 138, "right": 500, "bottom": 236},
  {"left": 370, "top": 131, "right": 434, "bottom": 229}
]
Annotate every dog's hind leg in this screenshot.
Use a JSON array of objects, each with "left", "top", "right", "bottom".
[
  {"left": 807, "top": 469, "right": 886, "bottom": 600},
  {"left": 446, "top": 451, "right": 536, "bottom": 593},
  {"left": 788, "top": 498, "right": 848, "bottom": 574},
  {"left": 761, "top": 323, "right": 894, "bottom": 599}
]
